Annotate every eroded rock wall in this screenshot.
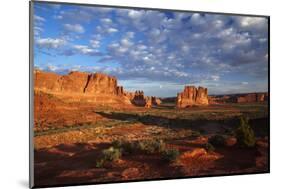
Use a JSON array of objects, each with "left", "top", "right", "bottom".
[{"left": 176, "top": 86, "right": 209, "bottom": 108}]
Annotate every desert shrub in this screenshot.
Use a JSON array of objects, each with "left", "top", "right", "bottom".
[
  {"left": 208, "top": 134, "right": 226, "bottom": 147},
  {"left": 152, "top": 139, "right": 166, "bottom": 152},
  {"left": 235, "top": 117, "right": 256, "bottom": 147},
  {"left": 112, "top": 140, "right": 123, "bottom": 148},
  {"left": 162, "top": 148, "right": 180, "bottom": 163},
  {"left": 111, "top": 140, "right": 137, "bottom": 154},
  {"left": 204, "top": 143, "right": 215, "bottom": 152},
  {"left": 121, "top": 141, "right": 136, "bottom": 154},
  {"left": 95, "top": 159, "right": 105, "bottom": 168},
  {"left": 102, "top": 147, "right": 122, "bottom": 161},
  {"left": 137, "top": 139, "right": 166, "bottom": 154},
  {"left": 111, "top": 139, "right": 167, "bottom": 155},
  {"left": 96, "top": 146, "right": 122, "bottom": 168}
]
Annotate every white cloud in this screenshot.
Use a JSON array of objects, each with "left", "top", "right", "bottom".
[
  {"left": 55, "top": 9, "right": 93, "bottom": 23},
  {"left": 106, "top": 27, "right": 118, "bottom": 33},
  {"left": 63, "top": 23, "right": 85, "bottom": 33},
  {"left": 238, "top": 17, "right": 267, "bottom": 28},
  {"left": 73, "top": 45, "right": 100, "bottom": 55},
  {"left": 97, "top": 24, "right": 119, "bottom": 34},
  {"left": 120, "top": 38, "right": 133, "bottom": 47},
  {"left": 36, "top": 38, "right": 66, "bottom": 49},
  {"left": 100, "top": 18, "right": 112, "bottom": 25},
  {"left": 90, "top": 39, "right": 100, "bottom": 48},
  {"left": 128, "top": 10, "right": 144, "bottom": 19},
  {"left": 211, "top": 75, "right": 220, "bottom": 81},
  {"left": 125, "top": 31, "right": 135, "bottom": 38},
  {"left": 34, "top": 26, "right": 43, "bottom": 36},
  {"left": 34, "top": 15, "right": 45, "bottom": 22}
]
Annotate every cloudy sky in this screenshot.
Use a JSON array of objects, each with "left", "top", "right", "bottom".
[{"left": 33, "top": 2, "right": 268, "bottom": 97}]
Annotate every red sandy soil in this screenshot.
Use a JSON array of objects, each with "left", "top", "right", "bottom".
[{"left": 34, "top": 136, "right": 268, "bottom": 187}]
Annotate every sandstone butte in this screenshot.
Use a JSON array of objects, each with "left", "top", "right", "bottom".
[
  {"left": 208, "top": 92, "right": 268, "bottom": 104},
  {"left": 34, "top": 70, "right": 154, "bottom": 108},
  {"left": 176, "top": 86, "right": 209, "bottom": 108},
  {"left": 236, "top": 93, "right": 268, "bottom": 103},
  {"left": 34, "top": 70, "right": 131, "bottom": 106}
]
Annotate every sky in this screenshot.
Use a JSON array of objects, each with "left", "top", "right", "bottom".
[{"left": 33, "top": 2, "right": 269, "bottom": 97}]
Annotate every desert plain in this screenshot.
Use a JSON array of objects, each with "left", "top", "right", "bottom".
[{"left": 33, "top": 70, "right": 269, "bottom": 187}]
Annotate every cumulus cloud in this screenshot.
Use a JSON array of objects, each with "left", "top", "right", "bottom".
[
  {"left": 106, "top": 27, "right": 118, "bottom": 33},
  {"left": 61, "top": 44, "right": 102, "bottom": 57},
  {"left": 63, "top": 23, "right": 85, "bottom": 33},
  {"left": 34, "top": 4, "right": 269, "bottom": 95},
  {"left": 54, "top": 9, "right": 93, "bottom": 23},
  {"left": 236, "top": 17, "right": 267, "bottom": 29},
  {"left": 34, "top": 15, "right": 46, "bottom": 36},
  {"left": 34, "top": 15, "right": 45, "bottom": 22},
  {"left": 36, "top": 37, "right": 66, "bottom": 49},
  {"left": 90, "top": 39, "right": 100, "bottom": 48}
]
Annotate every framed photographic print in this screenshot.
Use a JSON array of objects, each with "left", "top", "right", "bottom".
[{"left": 29, "top": 0, "right": 269, "bottom": 188}]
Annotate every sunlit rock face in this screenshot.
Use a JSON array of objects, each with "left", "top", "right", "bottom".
[
  {"left": 151, "top": 96, "right": 162, "bottom": 105},
  {"left": 176, "top": 86, "right": 209, "bottom": 108},
  {"left": 132, "top": 90, "right": 146, "bottom": 106},
  {"left": 34, "top": 71, "right": 118, "bottom": 95},
  {"left": 34, "top": 70, "right": 132, "bottom": 106},
  {"left": 237, "top": 93, "right": 268, "bottom": 103}
]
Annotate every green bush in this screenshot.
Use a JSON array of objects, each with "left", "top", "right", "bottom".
[
  {"left": 162, "top": 148, "right": 180, "bottom": 162},
  {"left": 235, "top": 117, "right": 256, "bottom": 147},
  {"left": 208, "top": 134, "right": 226, "bottom": 147},
  {"left": 102, "top": 147, "right": 122, "bottom": 161},
  {"left": 112, "top": 140, "right": 123, "bottom": 148},
  {"left": 111, "top": 139, "right": 166, "bottom": 156},
  {"left": 96, "top": 146, "right": 122, "bottom": 168},
  {"left": 121, "top": 141, "right": 136, "bottom": 154},
  {"left": 95, "top": 159, "right": 105, "bottom": 168},
  {"left": 137, "top": 139, "right": 166, "bottom": 154},
  {"left": 204, "top": 143, "right": 215, "bottom": 152},
  {"left": 112, "top": 140, "right": 136, "bottom": 154}
]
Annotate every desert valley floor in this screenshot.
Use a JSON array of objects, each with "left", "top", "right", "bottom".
[{"left": 33, "top": 91, "right": 269, "bottom": 187}]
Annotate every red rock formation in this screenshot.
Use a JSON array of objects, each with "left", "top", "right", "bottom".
[
  {"left": 126, "top": 90, "right": 155, "bottom": 108},
  {"left": 34, "top": 70, "right": 132, "bottom": 106},
  {"left": 124, "top": 91, "right": 135, "bottom": 100},
  {"left": 176, "top": 86, "right": 209, "bottom": 108},
  {"left": 209, "top": 92, "right": 268, "bottom": 104},
  {"left": 151, "top": 96, "right": 162, "bottom": 105},
  {"left": 34, "top": 70, "right": 62, "bottom": 92},
  {"left": 84, "top": 73, "right": 117, "bottom": 94},
  {"left": 145, "top": 97, "right": 152, "bottom": 108},
  {"left": 237, "top": 93, "right": 268, "bottom": 103},
  {"left": 116, "top": 86, "right": 124, "bottom": 96},
  {"left": 132, "top": 90, "right": 146, "bottom": 106}
]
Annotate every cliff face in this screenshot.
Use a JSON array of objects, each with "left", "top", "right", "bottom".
[
  {"left": 132, "top": 90, "right": 146, "bottom": 106},
  {"left": 123, "top": 90, "right": 154, "bottom": 108},
  {"left": 84, "top": 73, "right": 117, "bottom": 94},
  {"left": 237, "top": 93, "right": 268, "bottom": 103},
  {"left": 176, "top": 86, "right": 209, "bottom": 108},
  {"left": 209, "top": 92, "right": 268, "bottom": 104},
  {"left": 34, "top": 70, "right": 131, "bottom": 106},
  {"left": 151, "top": 96, "right": 162, "bottom": 105},
  {"left": 34, "top": 71, "right": 119, "bottom": 95}
]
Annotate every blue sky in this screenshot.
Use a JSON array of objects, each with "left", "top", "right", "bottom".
[{"left": 33, "top": 2, "right": 268, "bottom": 97}]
